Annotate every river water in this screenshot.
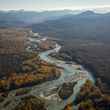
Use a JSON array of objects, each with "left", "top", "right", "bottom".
[{"left": 36, "top": 43, "right": 94, "bottom": 110}]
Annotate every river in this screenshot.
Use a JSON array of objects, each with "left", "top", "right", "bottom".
[
  {"left": 36, "top": 40, "right": 94, "bottom": 110},
  {"left": 0, "top": 35, "right": 94, "bottom": 110}
]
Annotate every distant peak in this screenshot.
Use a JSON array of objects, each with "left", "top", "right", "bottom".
[{"left": 80, "top": 10, "right": 96, "bottom": 16}]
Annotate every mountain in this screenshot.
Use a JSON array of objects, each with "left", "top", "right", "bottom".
[
  {"left": 31, "top": 11, "right": 110, "bottom": 42},
  {"left": 78, "top": 10, "right": 98, "bottom": 16},
  {"left": 0, "top": 9, "right": 110, "bottom": 27},
  {"left": 0, "top": 10, "right": 81, "bottom": 27}
]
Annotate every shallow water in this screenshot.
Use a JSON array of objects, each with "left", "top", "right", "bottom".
[{"left": 38, "top": 43, "right": 94, "bottom": 110}]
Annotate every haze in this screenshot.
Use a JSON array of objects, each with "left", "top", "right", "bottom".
[{"left": 0, "top": 0, "right": 110, "bottom": 11}]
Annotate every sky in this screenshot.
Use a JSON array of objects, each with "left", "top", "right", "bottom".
[{"left": 0, "top": 0, "right": 110, "bottom": 11}]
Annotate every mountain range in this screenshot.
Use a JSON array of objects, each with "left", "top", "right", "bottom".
[
  {"left": 31, "top": 11, "right": 110, "bottom": 42},
  {"left": 0, "top": 10, "right": 81, "bottom": 27},
  {"left": 0, "top": 10, "right": 110, "bottom": 42}
]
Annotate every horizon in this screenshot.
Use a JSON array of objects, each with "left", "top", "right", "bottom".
[
  {"left": 0, "top": 6, "right": 110, "bottom": 11},
  {"left": 0, "top": 0, "right": 110, "bottom": 12},
  {"left": 0, "top": 6, "right": 110, "bottom": 13}
]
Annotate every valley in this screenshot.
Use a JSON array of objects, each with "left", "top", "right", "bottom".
[
  {"left": 0, "top": 10, "right": 110, "bottom": 110},
  {"left": 0, "top": 30, "right": 94, "bottom": 110}
]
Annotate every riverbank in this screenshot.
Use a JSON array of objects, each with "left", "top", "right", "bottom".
[{"left": 0, "top": 52, "right": 61, "bottom": 93}]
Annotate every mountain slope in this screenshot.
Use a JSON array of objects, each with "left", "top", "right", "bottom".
[
  {"left": 0, "top": 10, "right": 80, "bottom": 27},
  {"left": 31, "top": 11, "right": 110, "bottom": 42}
]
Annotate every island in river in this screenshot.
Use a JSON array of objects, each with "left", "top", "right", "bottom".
[{"left": 64, "top": 80, "right": 110, "bottom": 110}]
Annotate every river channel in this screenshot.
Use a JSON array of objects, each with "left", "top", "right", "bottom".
[{"left": 35, "top": 41, "right": 94, "bottom": 110}]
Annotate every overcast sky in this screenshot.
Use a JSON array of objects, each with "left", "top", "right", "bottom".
[{"left": 0, "top": 0, "right": 110, "bottom": 11}]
